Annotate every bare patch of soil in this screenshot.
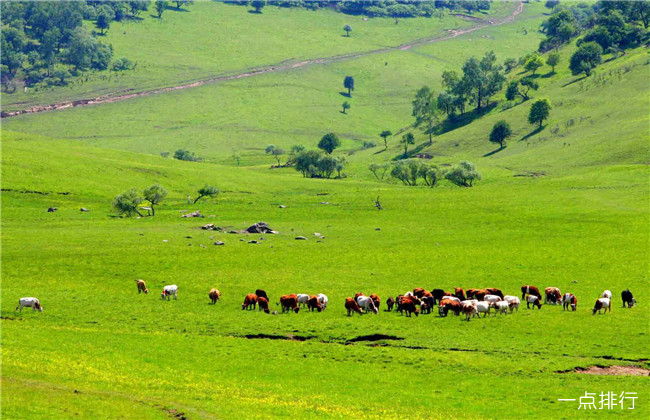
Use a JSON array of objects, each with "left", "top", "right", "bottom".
[
  {"left": 243, "top": 333, "right": 313, "bottom": 341},
  {"left": 557, "top": 365, "right": 650, "bottom": 376}
]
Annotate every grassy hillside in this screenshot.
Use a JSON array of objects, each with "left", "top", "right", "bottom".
[{"left": 2, "top": 1, "right": 649, "bottom": 419}]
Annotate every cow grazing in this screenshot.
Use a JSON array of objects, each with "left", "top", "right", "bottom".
[
  {"left": 420, "top": 296, "right": 435, "bottom": 314},
  {"left": 255, "top": 289, "right": 269, "bottom": 301},
  {"left": 475, "top": 301, "right": 490, "bottom": 317},
  {"left": 526, "top": 295, "right": 542, "bottom": 309},
  {"left": 493, "top": 301, "right": 509, "bottom": 315},
  {"left": 369, "top": 294, "right": 381, "bottom": 311},
  {"left": 439, "top": 298, "right": 461, "bottom": 317},
  {"left": 386, "top": 297, "right": 395, "bottom": 312},
  {"left": 621, "top": 290, "right": 636, "bottom": 308},
  {"left": 473, "top": 289, "right": 490, "bottom": 301},
  {"left": 431, "top": 289, "right": 446, "bottom": 305},
  {"left": 317, "top": 293, "right": 328, "bottom": 309},
  {"left": 521, "top": 285, "right": 542, "bottom": 300},
  {"left": 296, "top": 294, "right": 310, "bottom": 308},
  {"left": 483, "top": 294, "right": 502, "bottom": 304},
  {"left": 400, "top": 297, "right": 419, "bottom": 317},
  {"left": 16, "top": 297, "right": 43, "bottom": 312},
  {"left": 413, "top": 288, "right": 426, "bottom": 298},
  {"left": 307, "top": 295, "right": 323, "bottom": 312},
  {"left": 161, "top": 285, "right": 178, "bottom": 301},
  {"left": 465, "top": 288, "right": 479, "bottom": 299},
  {"left": 453, "top": 287, "right": 466, "bottom": 301},
  {"left": 356, "top": 296, "right": 378, "bottom": 314},
  {"left": 504, "top": 295, "right": 520, "bottom": 312},
  {"left": 354, "top": 292, "right": 365, "bottom": 300},
  {"left": 209, "top": 288, "right": 221, "bottom": 304},
  {"left": 601, "top": 290, "right": 612, "bottom": 299},
  {"left": 463, "top": 303, "right": 478, "bottom": 321},
  {"left": 545, "top": 287, "right": 562, "bottom": 305},
  {"left": 563, "top": 293, "right": 577, "bottom": 311},
  {"left": 280, "top": 294, "right": 300, "bottom": 313},
  {"left": 242, "top": 293, "right": 258, "bottom": 310},
  {"left": 593, "top": 298, "right": 611, "bottom": 315},
  {"left": 258, "top": 297, "right": 270, "bottom": 314},
  {"left": 345, "top": 297, "right": 363, "bottom": 316},
  {"left": 485, "top": 288, "right": 504, "bottom": 299},
  {"left": 135, "top": 279, "right": 148, "bottom": 294}
]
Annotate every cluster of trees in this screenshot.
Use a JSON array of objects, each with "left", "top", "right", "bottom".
[
  {"left": 539, "top": 1, "right": 648, "bottom": 53},
  {"left": 292, "top": 133, "right": 346, "bottom": 178},
  {"left": 1, "top": 1, "right": 193, "bottom": 92},
  {"left": 370, "top": 160, "right": 481, "bottom": 188}
]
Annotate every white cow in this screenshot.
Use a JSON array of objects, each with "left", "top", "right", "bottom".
[
  {"left": 356, "top": 296, "right": 378, "bottom": 314},
  {"left": 483, "top": 294, "right": 502, "bottom": 304},
  {"left": 317, "top": 294, "right": 328, "bottom": 309},
  {"left": 475, "top": 301, "right": 491, "bottom": 317},
  {"left": 493, "top": 301, "right": 510, "bottom": 315},
  {"left": 161, "top": 285, "right": 178, "bottom": 300},
  {"left": 601, "top": 290, "right": 612, "bottom": 299},
  {"left": 593, "top": 297, "right": 611, "bottom": 315},
  {"left": 16, "top": 297, "right": 43, "bottom": 312},
  {"left": 296, "top": 294, "right": 310, "bottom": 307},
  {"left": 504, "top": 295, "right": 520, "bottom": 312},
  {"left": 527, "top": 295, "right": 542, "bottom": 309}
]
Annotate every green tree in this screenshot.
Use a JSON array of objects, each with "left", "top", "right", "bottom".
[
  {"left": 379, "top": 130, "right": 392, "bottom": 149},
  {"left": 194, "top": 185, "right": 219, "bottom": 204},
  {"left": 143, "top": 184, "right": 168, "bottom": 216},
  {"left": 67, "top": 28, "right": 97, "bottom": 70},
  {"left": 343, "top": 76, "right": 354, "bottom": 96},
  {"left": 461, "top": 51, "right": 505, "bottom": 110},
  {"left": 445, "top": 161, "right": 481, "bottom": 187},
  {"left": 400, "top": 133, "right": 415, "bottom": 157},
  {"left": 113, "top": 188, "right": 144, "bottom": 217},
  {"left": 96, "top": 5, "right": 113, "bottom": 34},
  {"left": 528, "top": 99, "right": 552, "bottom": 128},
  {"left": 524, "top": 54, "right": 544, "bottom": 75},
  {"left": 174, "top": 0, "right": 194, "bottom": 9},
  {"left": 318, "top": 133, "right": 341, "bottom": 154},
  {"left": 343, "top": 24, "right": 352, "bottom": 37},
  {"left": 369, "top": 163, "right": 389, "bottom": 179},
  {"left": 342, "top": 101, "right": 350, "bottom": 114},
  {"left": 546, "top": 52, "right": 560, "bottom": 73},
  {"left": 266, "top": 145, "right": 285, "bottom": 165},
  {"left": 489, "top": 120, "right": 512, "bottom": 148},
  {"left": 504, "top": 57, "right": 518, "bottom": 73},
  {"left": 569, "top": 42, "right": 603, "bottom": 77},
  {"left": 251, "top": 0, "right": 266, "bottom": 13},
  {"left": 412, "top": 86, "right": 437, "bottom": 144},
  {"left": 155, "top": 1, "right": 168, "bottom": 18},
  {"left": 505, "top": 78, "right": 538, "bottom": 101}
]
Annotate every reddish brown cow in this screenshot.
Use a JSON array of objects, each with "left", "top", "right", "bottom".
[
  {"left": 345, "top": 297, "right": 363, "bottom": 316},
  {"left": 135, "top": 279, "right": 148, "bottom": 294},
  {"left": 413, "top": 288, "right": 426, "bottom": 298},
  {"left": 401, "top": 297, "right": 419, "bottom": 317},
  {"left": 485, "top": 288, "right": 504, "bottom": 299},
  {"left": 258, "top": 297, "right": 270, "bottom": 314},
  {"left": 545, "top": 287, "right": 562, "bottom": 304},
  {"left": 453, "top": 287, "right": 466, "bottom": 300},
  {"left": 369, "top": 294, "right": 381, "bottom": 311},
  {"left": 242, "top": 293, "right": 257, "bottom": 310},
  {"left": 521, "top": 285, "right": 542, "bottom": 300},
  {"left": 473, "top": 289, "right": 490, "bottom": 301},
  {"left": 386, "top": 297, "right": 395, "bottom": 312},
  {"left": 439, "top": 298, "right": 462, "bottom": 316},
  {"left": 354, "top": 292, "right": 365, "bottom": 300},
  {"left": 280, "top": 294, "right": 300, "bottom": 313},
  {"left": 307, "top": 295, "right": 323, "bottom": 312},
  {"left": 465, "top": 288, "right": 479, "bottom": 299}
]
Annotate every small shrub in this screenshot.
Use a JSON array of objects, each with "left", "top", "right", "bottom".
[{"left": 445, "top": 161, "right": 481, "bottom": 187}]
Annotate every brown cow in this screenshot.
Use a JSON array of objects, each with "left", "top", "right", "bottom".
[
  {"left": 485, "top": 288, "right": 504, "bottom": 299},
  {"left": 473, "top": 289, "right": 490, "bottom": 301},
  {"left": 386, "top": 297, "right": 395, "bottom": 312},
  {"left": 354, "top": 292, "right": 365, "bottom": 300},
  {"left": 401, "top": 296, "right": 419, "bottom": 317},
  {"left": 258, "top": 297, "right": 270, "bottom": 314},
  {"left": 563, "top": 293, "right": 577, "bottom": 311},
  {"left": 439, "top": 298, "right": 462, "bottom": 316},
  {"left": 135, "top": 279, "right": 148, "bottom": 294},
  {"left": 307, "top": 295, "right": 323, "bottom": 312},
  {"left": 242, "top": 293, "right": 257, "bottom": 310},
  {"left": 463, "top": 303, "right": 478, "bottom": 321},
  {"left": 453, "top": 287, "right": 466, "bottom": 300},
  {"left": 209, "top": 288, "right": 221, "bottom": 304},
  {"left": 465, "top": 288, "right": 479, "bottom": 299},
  {"left": 413, "top": 288, "right": 426, "bottom": 298},
  {"left": 345, "top": 297, "right": 363, "bottom": 316},
  {"left": 545, "top": 287, "right": 562, "bottom": 304},
  {"left": 369, "top": 294, "right": 381, "bottom": 311},
  {"left": 521, "top": 285, "right": 542, "bottom": 300},
  {"left": 280, "top": 294, "right": 300, "bottom": 313}
]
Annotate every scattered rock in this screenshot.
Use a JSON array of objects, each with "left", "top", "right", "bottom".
[
  {"left": 279, "top": 205, "right": 287, "bottom": 208},
  {"left": 47, "top": 207, "right": 58, "bottom": 212},
  {"left": 295, "top": 236, "right": 307, "bottom": 240},
  {"left": 248, "top": 240, "right": 259, "bottom": 244},
  {"left": 162, "top": 240, "right": 168, "bottom": 243},
  {"left": 247, "top": 222, "right": 276, "bottom": 234},
  {"left": 314, "top": 232, "right": 321, "bottom": 236},
  {"left": 80, "top": 208, "right": 89, "bottom": 212},
  {"left": 202, "top": 224, "right": 215, "bottom": 230},
  {"left": 181, "top": 210, "right": 203, "bottom": 218},
  {"left": 214, "top": 241, "right": 225, "bottom": 246},
  {"left": 319, "top": 202, "right": 331, "bottom": 205},
  {"left": 375, "top": 228, "right": 381, "bottom": 231},
  {"left": 199, "top": 244, "right": 206, "bottom": 248},
  {"left": 185, "top": 236, "right": 192, "bottom": 239}
]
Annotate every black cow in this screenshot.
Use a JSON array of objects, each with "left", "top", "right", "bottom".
[
  {"left": 255, "top": 289, "right": 269, "bottom": 301},
  {"left": 621, "top": 289, "right": 636, "bottom": 308},
  {"left": 431, "top": 289, "right": 446, "bottom": 305}
]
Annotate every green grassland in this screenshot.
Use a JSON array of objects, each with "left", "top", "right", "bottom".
[{"left": 1, "top": 1, "right": 649, "bottom": 419}]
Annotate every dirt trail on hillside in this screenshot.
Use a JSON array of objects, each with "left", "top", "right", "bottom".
[{"left": 2, "top": 1, "right": 523, "bottom": 118}]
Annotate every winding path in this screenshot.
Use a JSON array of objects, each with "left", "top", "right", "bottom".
[{"left": 2, "top": 1, "right": 523, "bottom": 119}]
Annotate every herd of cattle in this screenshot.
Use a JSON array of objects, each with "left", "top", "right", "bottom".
[{"left": 15, "top": 281, "right": 638, "bottom": 321}]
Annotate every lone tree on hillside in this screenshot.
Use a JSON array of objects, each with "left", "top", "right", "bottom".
[
  {"left": 546, "top": 53, "right": 560, "bottom": 73},
  {"left": 489, "top": 120, "right": 512, "bottom": 148},
  {"left": 412, "top": 86, "right": 437, "bottom": 144},
  {"left": 251, "top": 0, "right": 266, "bottom": 13},
  {"left": 524, "top": 54, "right": 544, "bottom": 75},
  {"left": 342, "top": 101, "right": 350, "bottom": 114},
  {"left": 379, "top": 130, "right": 392, "bottom": 149},
  {"left": 400, "top": 132, "right": 415, "bottom": 157},
  {"left": 528, "top": 98, "right": 552, "bottom": 128},
  {"left": 318, "top": 133, "right": 341, "bottom": 154},
  {"left": 155, "top": 1, "right": 168, "bottom": 18},
  {"left": 343, "top": 76, "right": 355, "bottom": 96},
  {"left": 194, "top": 185, "right": 219, "bottom": 204},
  {"left": 445, "top": 161, "right": 481, "bottom": 187},
  {"left": 143, "top": 184, "right": 168, "bottom": 216},
  {"left": 505, "top": 78, "right": 539, "bottom": 101},
  {"left": 343, "top": 25, "right": 352, "bottom": 37},
  {"left": 265, "top": 144, "right": 286, "bottom": 165},
  {"left": 113, "top": 188, "right": 144, "bottom": 217},
  {"left": 569, "top": 42, "right": 602, "bottom": 77}
]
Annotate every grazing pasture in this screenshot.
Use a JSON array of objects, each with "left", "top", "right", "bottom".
[{"left": 1, "top": 1, "right": 649, "bottom": 419}]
